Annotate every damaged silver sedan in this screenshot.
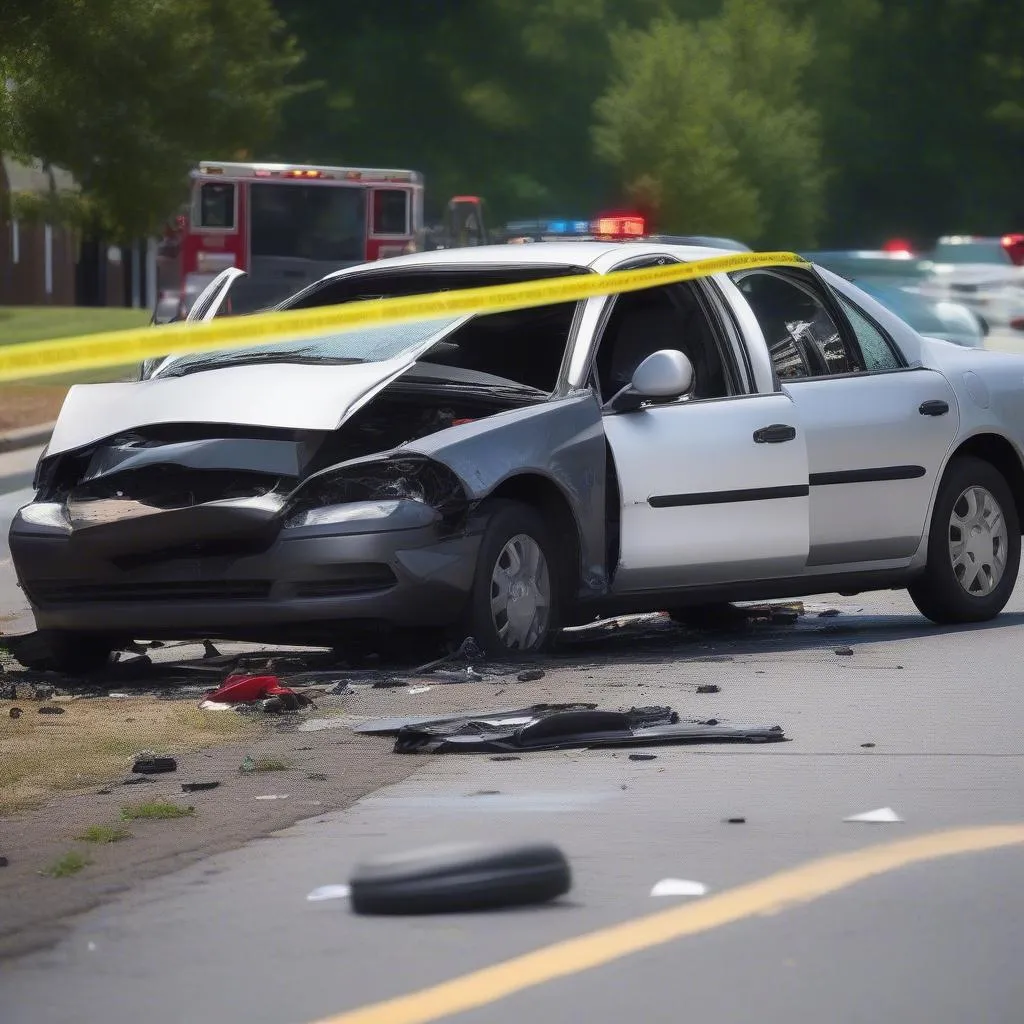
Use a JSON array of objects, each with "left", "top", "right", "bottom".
[{"left": 11, "top": 242, "right": 1024, "bottom": 671}]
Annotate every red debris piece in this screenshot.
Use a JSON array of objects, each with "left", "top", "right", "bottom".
[{"left": 207, "top": 674, "right": 296, "bottom": 704}]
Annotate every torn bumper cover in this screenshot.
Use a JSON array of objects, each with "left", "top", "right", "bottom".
[
  {"left": 10, "top": 443, "right": 478, "bottom": 641},
  {"left": 386, "top": 705, "right": 788, "bottom": 754}
]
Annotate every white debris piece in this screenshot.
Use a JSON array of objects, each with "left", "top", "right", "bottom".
[
  {"left": 198, "top": 700, "right": 235, "bottom": 711},
  {"left": 307, "top": 884, "right": 351, "bottom": 902},
  {"left": 844, "top": 807, "right": 903, "bottom": 823},
  {"left": 650, "top": 878, "right": 710, "bottom": 898},
  {"left": 408, "top": 686, "right": 433, "bottom": 695},
  {"left": 254, "top": 794, "right": 290, "bottom": 801}
]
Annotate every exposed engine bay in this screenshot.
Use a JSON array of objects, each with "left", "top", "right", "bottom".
[{"left": 34, "top": 370, "right": 538, "bottom": 514}]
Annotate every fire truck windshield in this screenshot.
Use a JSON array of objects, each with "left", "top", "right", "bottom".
[{"left": 250, "top": 183, "right": 366, "bottom": 263}]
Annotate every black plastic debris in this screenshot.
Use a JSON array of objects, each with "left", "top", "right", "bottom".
[
  {"left": 132, "top": 755, "right": 177, "bottom": 774},
  {"left": 349, "top": 841, "right": 571, "bottom": 916},
  {"left": 38, "top": 705, "right": 65, "bottom": 715},
  {"left": 122, "top": 776, "right": 156, "bottom": 785},
  {"left": 202, "top": 641, "right": 221, "bottom": 659},
  {"left": 818, "top": 608, "right": 841, "bottom": 617},
  {"left": 392, "top": 706, "right": 787, "bottom": 755},
  {"left": 517, "top": 669, "right": 545, "bottom": 683},
  {"left": 861, "top": 742, "right": 876, "bottom": 748},
  {"left": 696, "top": 684, "right": 721, "bottom": 694},
  {"left": 725, "top": 817, "right": 746, "bottom": 824},
  {"left": 629, "top": 753, "right": 658, "bottom": 761},
  {"left": 835, "top": 647, "right": 855, "bottom": 656},
  {"left": 182, "top": 781, "right": 220, "bottom": 792},
  {"left": 413, "top": 637, "right": 485, "bottom": 675},
  {"left": 0, "top": 856, "right": 8, "bottom": 868},
  {"left": 9, "top": 707, "right": 22, "bottom": 719},
  {"left": 491, "top": 755, "right": 521, "bottom": 762},
  {"left": 371, "top": 678, "right": 406, "bottom": 689},
  {"left": 354, "top": 703, "right": 599, "bottom": 736}
]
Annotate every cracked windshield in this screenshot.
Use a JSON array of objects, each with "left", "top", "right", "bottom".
[{"left": 1, "top": 2, "right": 1023, "bottom": 1022}]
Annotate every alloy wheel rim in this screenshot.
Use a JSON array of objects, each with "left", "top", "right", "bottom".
[
  {"left": 947, "top": 484, "right": 1008, "bottom": 597},
  {"left": 490, "top": 533, "right": 551, "bottom": 651}
]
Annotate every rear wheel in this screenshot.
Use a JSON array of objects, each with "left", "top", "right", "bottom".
[
  {"left": 464, "top": 501, "right": 560, "bottom": 658},
  {"left": 908, "top": 456, "right": 1020, "bottom": 623}
]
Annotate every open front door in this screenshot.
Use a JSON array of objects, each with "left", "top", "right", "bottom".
[{"left": 186, "top": 267, "right": 248, "bottom": 321}]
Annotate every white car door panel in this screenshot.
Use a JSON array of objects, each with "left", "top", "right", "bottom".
[
  {"left": 785, "top": 369, "right": 960, "bottom": 566},
  {"left": 605, "top": 394, "right": 810, "bottom": 591}
]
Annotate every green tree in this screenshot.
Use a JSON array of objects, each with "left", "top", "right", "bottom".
[
  {"left": 592, "top": 0, "right": 824, "bottom": 246},
  {"left": 1, "top": 0, "right": 303, "bottom": 240}
]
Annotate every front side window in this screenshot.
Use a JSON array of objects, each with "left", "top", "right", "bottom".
[
  {"left": 198, "top": 182, "right": 235, "bottom": 229},
  {"left": 594, "top": 282, "right": 733, "bottom": 404},
  {"left": 731, "top": 270, "right": 860, "bottom": 379},
  {"left": 372, "top": 190, "right": 409, "bottom": 235}
]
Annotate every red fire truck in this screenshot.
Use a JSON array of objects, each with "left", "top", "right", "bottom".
[{"left": 156, "top": 160, "right": 426, "bottom": 319}]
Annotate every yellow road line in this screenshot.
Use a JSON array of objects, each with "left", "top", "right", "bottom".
[{"left": 313, "top": 824, "right": 1024, "bottom": 1024}]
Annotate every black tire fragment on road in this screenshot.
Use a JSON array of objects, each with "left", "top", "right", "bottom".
[{"left": 349, "top": 841, "right": 571, "bottom": 916}]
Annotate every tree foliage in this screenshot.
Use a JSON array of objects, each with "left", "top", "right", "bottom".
[
  {"left": 1, "top": 0, "right": 302, "bottom": 241},
  {"left": 3, "top": 0, "right": 1022, "bottom": 248},
  {"left": 593, "top": 0, "right": 823, "bottom": 246}
]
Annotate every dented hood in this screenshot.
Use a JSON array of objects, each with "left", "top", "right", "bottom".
[{"left": 47, "top": 354, "right": 424, "bottom": 457}]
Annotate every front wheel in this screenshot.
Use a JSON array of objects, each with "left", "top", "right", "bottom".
[
  {"left": 908, "top": 456, "right": 1020, "bottom": 624},
  {"left": 463, "top": 501, "right": 560, "bottom": 658},
  {"left": 11, "top": 631, "right": 115, "bottom": 674}
]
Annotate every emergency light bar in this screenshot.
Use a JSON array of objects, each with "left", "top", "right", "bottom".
[{"left": 503, "top": 213, "right": 647, "bottom": 239}]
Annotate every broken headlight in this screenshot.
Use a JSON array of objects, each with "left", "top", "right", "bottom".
[
  {"left": 285, "top": 456, "right": 468, "bottom": 526},
  {"left": 17, "top": 502, "right": 71, "bottom": 532}
]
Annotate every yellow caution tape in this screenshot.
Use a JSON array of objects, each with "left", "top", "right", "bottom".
[{"left": 0, "top": 250, "right": 808, "bottom": 384}]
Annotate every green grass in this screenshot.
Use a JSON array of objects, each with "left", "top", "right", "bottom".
[
  {"left": 0, "top": 306, "right": 149, "bottom": 347},
  {"left": 42, "top": 850, "right": 92, "bottom": 877},
  {"left": 120, "top": 800, "right": 195, "bottom": 821},
  {"left": 240, "top": 756, "right": 292, "bottom": 774},
  {"left": 78, "top": 824, "right": 133, "bottom": 844}
]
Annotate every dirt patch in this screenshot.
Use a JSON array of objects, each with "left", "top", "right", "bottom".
[
  {"left": 1, "top": 696, "right": 256, "bottom": 813},
  {"left": 0, "top": 722, "right": 429, "bottom": 958},
  {"left": 0, "top": 384, "right": 67, "bottom": 431}
]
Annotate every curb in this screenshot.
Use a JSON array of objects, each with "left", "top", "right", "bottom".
[{"left": 0, "top": 422, "right": 55, "bottom": 454}]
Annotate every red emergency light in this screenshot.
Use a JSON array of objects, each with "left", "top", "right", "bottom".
[
  {"left": 1002, "top": 233, "right": 1024, "bottom": 266},
  {"left": 594, "top": 214, "right": 647, "bottom": 238},
  {"left": 882, "top": 238, "right": 913, "bottom": 254}
]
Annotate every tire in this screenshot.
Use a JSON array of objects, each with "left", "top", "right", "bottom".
[
  {"left": 349, "top": 841, "right": 572, "bottom": 916},
  {"left": 11, "top": 631, "right": 114, "bottom": 674},
  {"left": 908, "top": 456, "right": 1021, "bottom": 624},
  {"left": 464, "top": 500, "right": 561, "bottom": 658}
]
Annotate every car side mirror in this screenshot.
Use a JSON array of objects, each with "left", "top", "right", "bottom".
[{"left": 604, "top": 349, "right": 695, "bottom": 413}]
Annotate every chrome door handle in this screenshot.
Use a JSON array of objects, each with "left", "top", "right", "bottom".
[
  {"left": 753, "top": 424, "right": 797, "bottom": 444},
  {"left": 919, "top": 400, "right": 949, "bottom": 416}
]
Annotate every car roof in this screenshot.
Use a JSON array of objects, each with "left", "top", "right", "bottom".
[{"left": 320, "top": 241, "right": 736, "bottom": 280}]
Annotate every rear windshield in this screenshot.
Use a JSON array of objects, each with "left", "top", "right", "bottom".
[
  {"left": 931, "top": 242, "right": 1010, "bottom": 265},
  {"left": 250, "top": 183, "right": 366, "bottom": 262}
]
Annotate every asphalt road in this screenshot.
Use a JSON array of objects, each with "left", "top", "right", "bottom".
[
  {"left": 1, "top": 581, "right": 1023, "bottom": 1021},
  {"left": 2, "top": 336, "right": 1023, "bottom": 1022}
]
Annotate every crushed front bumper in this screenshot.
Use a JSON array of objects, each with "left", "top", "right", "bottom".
[{"left": 9, "top": 512, "right": 481, "bottom": 643}]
